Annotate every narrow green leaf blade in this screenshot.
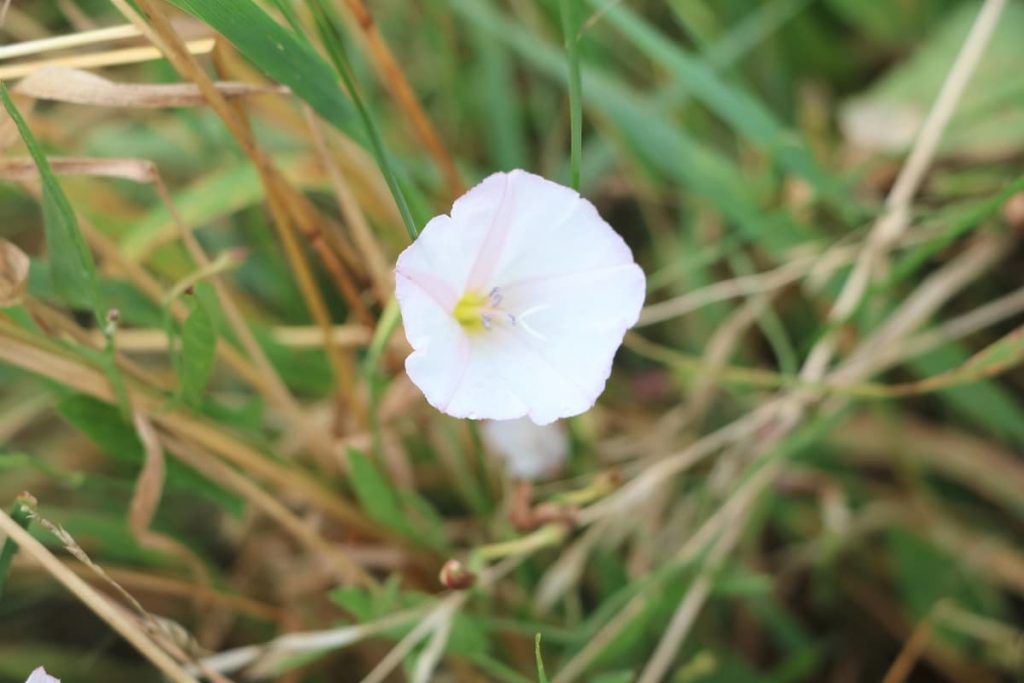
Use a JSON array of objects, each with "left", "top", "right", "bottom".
[
  {"left": 589, "top": 0, "right": 850, "bottom": 213},
  {"left": 162, "top": 0, "right": 360, "bottom": 141},
  {"left": 346, "top": 448, "right": 407, "bottom": 532},
  {"left": 1, "top": 85, "right": 99, "bottom": 315},
  {"left": 180, "top": 287, "right": 218, "bottom": 406}
]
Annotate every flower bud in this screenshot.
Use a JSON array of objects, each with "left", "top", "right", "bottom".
[{"left": 438, "top": 559, "right": 476, "bottom": 590}]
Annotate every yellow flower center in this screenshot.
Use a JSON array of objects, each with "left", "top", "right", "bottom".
[
  {"left": 453, "top": 291, "right": 489, "bottom": 331},
  {"left": 453, "top": 288, "right": 514, "bottom": 332}
]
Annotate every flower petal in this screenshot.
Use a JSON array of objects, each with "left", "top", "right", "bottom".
[
  {"left": 25, "top": 668, "right": 60, "bottom": 683},
  {"left": 444, "top": 331, "right": 584, "bottom": 424},
  {"left": 501, "top": 262, "right": 646, "bottom": 421},
  {"left": 397, "top": 271, "right": 471, "bottom": 411},
  {"left": 395, "top": 173, "right": 510, "bottom": 301},
  {"left": 481, "top": 418, "right": 569, "bottom": 480},
  {"left": 487, "top": 171, "right": 634, "bottom": 288}
]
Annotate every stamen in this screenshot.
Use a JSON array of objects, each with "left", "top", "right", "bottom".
[{"left": 453, "top": 288, "right": 516, "bottom": 333}]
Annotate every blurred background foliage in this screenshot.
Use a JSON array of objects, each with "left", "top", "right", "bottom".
[{"left": 0, "top": 0, "right": 1022, "bottom": 681}]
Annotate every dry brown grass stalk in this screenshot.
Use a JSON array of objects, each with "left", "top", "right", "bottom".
[
  {"left": 335, "top": 0, "right": 462, "bottom": 200},
  {"left": 0, "top": 37, "right": 216, "bottom": 79},
  {"left": 0, "top": 319, "right": 391, "bottom": 544},
  {"left": 111, "top": 0, "right": 366, "bottom": 419},
  {"left": 0, "top": 507, "right": 200, "bottom": 683}
]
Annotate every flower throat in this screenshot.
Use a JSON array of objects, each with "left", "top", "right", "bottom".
[{"left": 453, "top": 287, "right": 515, "bottom": 332}]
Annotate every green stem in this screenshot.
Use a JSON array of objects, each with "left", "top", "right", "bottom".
[
  {"left": 310, "top": 0, "right": 420, "bottom": 241},
  {"left": 472, "top": 524, "right": 568, "bottom": 565},
  {"left": 559, "top": 0, "right": 583, "bottom": 190},
  {"left": 0, "top": 494, "right": 36, "bottom": 600}
]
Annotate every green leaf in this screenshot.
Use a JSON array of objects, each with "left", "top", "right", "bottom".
[
  {"left": 470, "top": 29, "right": 527, "bottom": 170},
  {"left": 886, "top": 528, "right": 994, "bottom": 643},
  {"left": 179, "top": 286, "right": 218, "bottom": 407},
  {"left": 0, "top": 85, "right": 99, "bottom": 318},
  {"left": 841, "top": 1, "right": 1024, "bottom": 157},
  {"left": 28, "top": 268, "right": 164, "bottom": 328},
  {"left": 709, "top": 568, "right": 774, "bottom": 597},
  {"left": 0, "top": 496, "right": 34, "bottom": 600},
  {"left": 0, "top": 452, "right": 86, "bottom": 487},
  {"left": 56, "top": 394, "right": 243, "bottom": 516},
  {"left": 588, "top": 0, "right": 851, "bottom": 216},
  {"left": 162, "top": 0, "right": 359, "bottom": 142},
  {"left": 346, "top": 449, "right": 410, "bottom": 532},
  {"left": 345, "top": 449, "right": 446, "bottom": 550},
  {"left": 591, "top": 673, "right": 634, "bottom": 683}
]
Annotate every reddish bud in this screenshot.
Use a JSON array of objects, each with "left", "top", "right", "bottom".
[
  {"left": 438, "top": 559, "right": 476, "bottom": 590},
  {"left": 15, "top": 491, "right": 38, "bottom": 507},
  {"left": 1003, "top": 192, "right": 1024, "bottom": 233}
]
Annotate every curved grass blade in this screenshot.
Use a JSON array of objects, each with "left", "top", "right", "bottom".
[
  {"left": 1, "top": 84, "right": 99, "bottom": 319},
  {"left": 308, "top": 0, "right": 419, "bottom": 240}
]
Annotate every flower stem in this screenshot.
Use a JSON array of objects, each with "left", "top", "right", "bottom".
[
  {"left": 472, "top": 524, "right": 568, "bottom": 565},
  {"left": 559, "top": 0, "right": 583, "bottom": 190}
]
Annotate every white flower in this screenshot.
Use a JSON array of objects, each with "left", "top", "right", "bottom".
[
  {"left": 481, "top": 418, "right": 569, "bottom": 480},
  {"left": 395, "top": 170, "right": 645, "bottom": 424},
  {"left": 25, "top": 668, "right": 60, "bottom": 683}
]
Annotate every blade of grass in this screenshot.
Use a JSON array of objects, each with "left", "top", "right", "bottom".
[
  {"left": 535, "top": 633, "right": 550, "bottom": 683},
  {"left": 559, "top": 0, "right": 583, "bottom": 189},
  {"left": 162, "top": 0, "right": 361, "bottom": 142},
  {"left": 0, "top": 493, "right": 34, "bottom": 600},
  {"left": 1, "top": 84, "right": 131, "bottom": 415},
  {"left": 0, "top": 508, "right": 200, "bottom": 682},
  {"left": 585, "top": 0, "right": 853, "bottom": 219},
  {"left": 308, "top": 0, "right": 419, "bottom": 240},
  {"left": 0, "top": 84, "right": 98, "bottom": 320},
  {"left": 449, "top": 0, "right": 807, "bottom": 253}
]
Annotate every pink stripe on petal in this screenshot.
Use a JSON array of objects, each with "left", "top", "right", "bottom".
[
  {"left": 439, "top": 333, "right": 472, "bottom": 411},
  {"left": 397, "top": 268, "right": 459, "bottom": 312},
  {"left": 466, "top": 172, "right": 515, "bottom": 291}
]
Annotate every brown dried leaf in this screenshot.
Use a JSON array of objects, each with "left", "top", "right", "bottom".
[
  {"left": 0, "top": 157, "right": 157, "bottom": 183},
  {"left": 128, "top": 411, "right": 213, "bottom": 605},
  {"left": 129, "top": 411, "right": 165, "bottom": 536},
  {"left": 0, "top": 239, "right": 30, "bottom": 308},
  {"left": 13, "top": 66, "right": 287, "bottom": 108}
]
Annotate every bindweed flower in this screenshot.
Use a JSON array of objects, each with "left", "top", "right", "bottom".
[
  {"left": 395, "top": 170, "right": 645, "bottom": 424},
  {"left": 25, "top": 668, "right": 60, "bottom": 683},
  {"left": 481, "top": 417, "right": 570, "bottom": 480}
]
